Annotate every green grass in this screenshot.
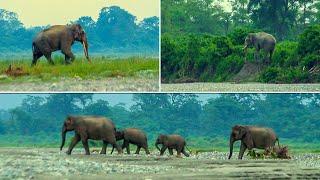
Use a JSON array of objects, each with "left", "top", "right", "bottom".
[{"left": 0, "top": 57, "right": 159, "bottom": 83}]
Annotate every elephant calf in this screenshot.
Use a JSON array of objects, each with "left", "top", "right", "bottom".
[
  {"left": 228, "top": 125, "right": 280, "bottom": 159},
  {"left": 60, "top": 115, "right": 122, "bottom": 155},
  {"left": 111, "top": 128, "right": 150, "bottom": 155},
  {"left": 155, "top": 134, "right": 190, "bottom": 157}
]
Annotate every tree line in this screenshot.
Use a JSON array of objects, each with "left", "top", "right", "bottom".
[
  {"left": 0, "top": 94, "right": 319, "bottom": 145},
  {"left": 0, "top": 6, "right": 159, "bottom": 57},
  {"left": 161, "top": 0, "right": 320, "bottom": 83}
]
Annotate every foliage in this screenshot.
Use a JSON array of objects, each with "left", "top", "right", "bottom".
[
  {"left": 0, "top": 94, "right": 319, "bottom": 151},
  {"left": 161, "top": 0, "right": 320, "bottom": 83},
  {"left": 0, "top": 6, "right": 159, "bottom": 57}
]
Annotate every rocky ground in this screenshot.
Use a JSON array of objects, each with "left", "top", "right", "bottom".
[
  {"left": 161, "top": 82, "right": 320, "bottom": 92},
  {"left": 0, "top": 73, "right": 159, "bottom": 92},
  {"left": 0, "top": 148, "right": 319, "bottom": 179}
]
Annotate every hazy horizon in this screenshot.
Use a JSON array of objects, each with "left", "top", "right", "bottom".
[{"left": 0, "top": 0, "right": 159, "bottom": 27}]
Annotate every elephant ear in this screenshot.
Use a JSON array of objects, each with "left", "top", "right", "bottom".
[
  {"left": 243, "top": 127, "right": 254, "bottom": 149},
  {"left": 71, "top": 24, "right": 82, "bottom": 39},
  {"left": 66, "top": 115, "right": 75, "bottom": 126}
]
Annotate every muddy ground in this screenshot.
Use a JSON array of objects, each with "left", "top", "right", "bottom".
[
  {"left": 161, "top": 83, "right": 320, "bottom": 92},
  {"left": 0, "top": 148, "right": 319, "bottom": 179},
  {"left": 0, "top": 75, "right": 159, "bottom": 92}
]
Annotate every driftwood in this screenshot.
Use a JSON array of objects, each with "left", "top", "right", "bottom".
[{"left": 4, "top": 64, "right": 29, "bottom": 77}]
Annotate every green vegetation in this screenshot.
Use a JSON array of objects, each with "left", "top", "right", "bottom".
[
  {"left": 161, "top": 0, "right": 320, "bottom": 83},
  {"left": 0, "top": 57, "right": 158, "bottom": 83},
  {"left": 0, "top": 94, "right": 319, "bottom": 153}
]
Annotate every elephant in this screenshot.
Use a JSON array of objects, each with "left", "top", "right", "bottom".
[
  {"left": 60, "top": 115, "right": 122, "bottom": 155},
  {"left": 155, "top": 134, "right": 190, "bottom": 157},
  {"left": 32, "top": 24, "right": 90, "bottom": 66},
  {"left": 110, "top": 128, "right": 150, "bottom": 155},
  {"left": 243, "top": 32, "right": 276, "bottom": 64},
  {"left": 228, "top": 125, "right": 280, "bottom": 160}
]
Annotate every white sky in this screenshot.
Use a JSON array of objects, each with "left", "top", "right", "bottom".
[{"left": 0, "top": 0, "right": 159, "bottom": 27}]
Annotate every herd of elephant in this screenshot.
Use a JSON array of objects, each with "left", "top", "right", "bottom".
[
  {"left": 32, "top": 24, "right": 276, "bottom": 66},
  {"left": 60, "top": 115, "right": 280, "bottom": 159}
]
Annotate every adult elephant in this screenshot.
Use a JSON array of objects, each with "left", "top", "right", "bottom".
[
  {"left": 243, "top": 32, "right": 276, "bottom": 64},
  {"left": 228, "top": 125, "right": 280, "bottom": 160},
  {"left": 111, "top": 128, "right": 150, "bottom": 155},
  {"left": 60, "top": 115, "right": 122, "bottom": 155},
  {"left": 155, "top": 134, "right": 190, "bottom": 157},
  {"left": 32, "top": 24, "right": 90, "bottom": 65}
]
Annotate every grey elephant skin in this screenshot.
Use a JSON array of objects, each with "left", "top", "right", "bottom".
[
  {"left": 32, "top": 24, "right": 90, "bottom": 65},
  {"left": 111, "top": 128, "right": 150, "bottom": 154},
  {"left": 60, "top": 115, "right": 122, "bottom": 155},
  {"left": 228, "top": 125, "right": 280, "bottom": 159},
  {"left": 155, "top": 134, "right": 190, "bottom": 157},
  {"left": 244, "top": 32, "right": 276, "bottom": 63}
]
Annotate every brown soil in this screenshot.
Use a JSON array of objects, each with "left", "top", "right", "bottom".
[{"left": 232, "top": 61, "right": 267, "bottom": 82}]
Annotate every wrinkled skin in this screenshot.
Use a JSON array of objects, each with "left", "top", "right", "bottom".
[
  {"left": 110, "top": 128, "right": 150, "bottom": 154},
  {"left": 228, "top": 125, "right": 279, "bottom": 160},
  {"left": 155, "top": 134, "right": 190, "bottom": 157},
  {"left": 243, "top": 32, "right": 276, "bottom": 64},
  {"left": 60, "top": 115, "right": 122, "bottom": 155},
  {"left": 32, "top": 24, "right": 90, "bottom": 65}
]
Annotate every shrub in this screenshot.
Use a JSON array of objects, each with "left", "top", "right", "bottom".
[
  {"left": 298, "top": 25, "right": 320, "bottom": 56},
  {"left": 272, "top": 41, "right": 298, "bottom": 67}
]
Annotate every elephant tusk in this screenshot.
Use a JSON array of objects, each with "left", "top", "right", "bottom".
[{"left": 82, "top": 42, "right": 91, "bottom": 63}]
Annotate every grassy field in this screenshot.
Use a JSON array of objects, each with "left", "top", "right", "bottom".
[
  {"left": 0, "top": 57, "right": 159, "bottom": 91},
  {"left": 0, "top": 57, "right": 158, "bottom": 82}
]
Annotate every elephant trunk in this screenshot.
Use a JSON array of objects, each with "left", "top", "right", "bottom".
[
  {"left": 82, "top": 38, "right": 91, "bottom": 63},
  {"left": 155, "top": 142, "right": 161, "bottom": 151},
  {"left": 228, "top": 135, "right": 235, "bottom": 159},
  {"left": 60, "top": 125, "right": 67, "bottom": 151}
]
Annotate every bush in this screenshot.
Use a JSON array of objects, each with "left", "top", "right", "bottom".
[
  {"left": 298, "top": 25, "right": 320, "bottom": 56},
  {"left": 272, "top": 41, "right": 298, "bottom": 67}
]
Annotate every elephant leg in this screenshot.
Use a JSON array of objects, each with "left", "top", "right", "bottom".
[
  {"left": 44, "top": 53, "right": 54, "bottom": 65},
  {"left": 135, "top": 146, "right": 141, "bottom": 154},
  {"left": 123, "top": 141, "right": 130, "bottom": 154},
  {"left": 254, "top": 50, "right": 259, "bottom": 62},
  {"left": 160, "top": 146, "right": 167, "bottom": 156},
  {"left": 182, "top": 147, "right": 190, "bottom": 157},
  {"left": 62, "top": 48, "right": 75, "bottom": 64},
  {"left": 107, "top": 137, "right": 122, "bottom": 154},
  {"left": 168, "top": 148, "right": 173, "bottom": 155},
  {"left": 100, "top": 141, "right": 108, "bottom": 154},
  {"left": 238, "top": 142, "right": 247, "bottom": 159},
  {"left": 80, "top": 137, "right": 90, "bottom": 155},
  {"left": 32, "top": 52, "right": 43, "bottom": 66},
  {"left": 66, "top": 134, "right": 80, "bottom": 155},
  {"left": 176, "top": 148, "right": 182, "bottom": 158}
]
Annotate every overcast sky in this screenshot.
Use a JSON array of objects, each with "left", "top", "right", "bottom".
[
  {"left": 0, "top": 0, "right": 159, "bottom": 27},
  {"left": 0, "top": 94, "right": 219, "bottom": 110}
]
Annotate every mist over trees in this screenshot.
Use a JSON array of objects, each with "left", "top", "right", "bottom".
[
  {"left": 161, "top": 0, "right": 320, "bottom": 83},
  {"left": 0, "top": 94, "right": 319, "bottom": 145},
  {"left": 0, "top": 6, "right": 159, "bottom": 57}
]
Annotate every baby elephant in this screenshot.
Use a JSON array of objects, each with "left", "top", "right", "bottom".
[
  {"left": 111, "top": 128, "right": 150, "bottom": 155},
  {"left": 155, "top": 134, "right": 190, "bottom": 157}
]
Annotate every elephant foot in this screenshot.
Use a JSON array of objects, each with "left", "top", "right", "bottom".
[
  {"left": 176, "top": 155, "right": 182, "bottom": 158},
  {"left": 66, "top": 151, "right": 71, "bottom": 155},
  {"left": 100, "top": 151, "right": 106, "bottom": 155}
]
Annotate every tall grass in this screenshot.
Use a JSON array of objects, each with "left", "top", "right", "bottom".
[{"left": 0, "top": 57, "right": 158, "bottom": 82}]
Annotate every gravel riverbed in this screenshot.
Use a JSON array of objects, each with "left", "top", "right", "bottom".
[
  {"left": 0, "top": 148, "right": 319, "bottom": 179},
  {"left": 161, "top": 82, "right": 320, "bottom": 92}
]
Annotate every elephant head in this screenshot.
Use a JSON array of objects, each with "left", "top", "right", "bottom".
[
  {"left": 60, "top": 116, "right": 76, "bottom": 151},
  {"left": 155, "top": 134, "right": 167, "bottom": 151},
  {"left": 70, "top": 24, "right": 91, "bottom": 63},
  {"left": 228, "top": 125, "right": 253, "bottom": 159},
  {"left": 243, "top": 33, "right": 256, "bottom": 52},
  {"left": 115, "top": 130, "right": 124, "bottom": 141}
]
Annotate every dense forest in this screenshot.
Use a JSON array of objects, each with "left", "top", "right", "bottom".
[
  {"left": 161, "top": 0, "right": 320, "bottom": 83},
  {"left": 0, "top": 6, "right": 159, "bottom": 57},
  {"left": 0, "top": 94, "right": 319, "bottom": 150}
]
